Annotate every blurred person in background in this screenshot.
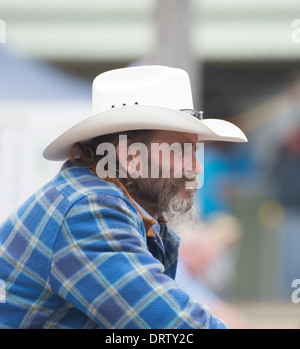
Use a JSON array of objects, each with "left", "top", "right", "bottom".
[
  {"left": 194, "top": 143, "right": 232, "bottom": 218},
  {"left": 176, "top": 212, "right": 250, "bottom": 329},
  {"left": 274, "top": 126, "right": 300, "bottom": 298},
  {"left": 0, "top": 65, "right": 247, "bottom": 329},
  {"left": 194, "top": 140, "right": 254, "bottom": 221}
]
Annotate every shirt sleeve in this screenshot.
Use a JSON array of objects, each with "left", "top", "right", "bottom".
[{"left": 50, "top": 193, "right": 228, "bottom": 329}]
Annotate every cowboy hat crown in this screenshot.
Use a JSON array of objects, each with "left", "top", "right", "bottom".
[{"left": 92, "top": 65, "right": 193, "bottom": 114}]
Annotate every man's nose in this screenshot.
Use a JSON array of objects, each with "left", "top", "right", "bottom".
[{"left": 184, "top": 152, "right": 203, "bottom": 177}]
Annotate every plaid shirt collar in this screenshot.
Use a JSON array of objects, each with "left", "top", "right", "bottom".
[{"left": 103, "top": 177, "right": 167, "bottom": 238}]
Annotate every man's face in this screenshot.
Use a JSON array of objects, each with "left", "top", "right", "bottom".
[{"left": 129, "top": 130, "right": 203, "bottom": 217}]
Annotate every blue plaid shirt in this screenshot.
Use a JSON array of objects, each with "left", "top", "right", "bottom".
[{"left": 0, "top": 161, "right": 227, "bottom": 329}]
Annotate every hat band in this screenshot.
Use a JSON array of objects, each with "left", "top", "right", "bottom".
[{"left": 180, "top": 109, "right": 204, "bottom": 120}]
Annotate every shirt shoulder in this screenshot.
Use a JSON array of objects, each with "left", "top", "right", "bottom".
[{"left": 51, "top": 160, "right": 129, "bottom": 204}]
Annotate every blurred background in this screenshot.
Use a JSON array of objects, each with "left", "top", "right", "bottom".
[{"left": 0, "top": 0, "right": 300, "bottom": 328}]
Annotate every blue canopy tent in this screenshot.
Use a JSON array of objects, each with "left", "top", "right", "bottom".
[{"left": 0, "top": 46, "right": 91, "bottom": 100}]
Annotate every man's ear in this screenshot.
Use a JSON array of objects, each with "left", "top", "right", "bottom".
[
  {"left": 116, "top": 137, "right": 127, "bottom": 177},
  {"left": 116, "top": 136, "right": 135, "bottom": 177},
  {"left": 117, "top": 137, "right": 149, "bottom": 178}
]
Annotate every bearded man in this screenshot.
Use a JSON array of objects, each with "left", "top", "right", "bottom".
[{"left": 0, "top": 65, "right": 247, "bottom": 329}]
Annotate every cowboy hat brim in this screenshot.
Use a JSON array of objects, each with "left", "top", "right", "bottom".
[{"left": 43, "top": 105, "right": 247, "bottom": 161}]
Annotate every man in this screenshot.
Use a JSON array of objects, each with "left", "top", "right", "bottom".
[{"left": 0, "top": 65, "right": 247, "bottom": 329}]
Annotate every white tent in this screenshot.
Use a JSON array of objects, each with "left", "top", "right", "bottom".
[{"left": 0, "top": 46, "right": 91, "bottom": 222}]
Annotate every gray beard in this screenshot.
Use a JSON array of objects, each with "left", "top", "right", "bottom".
[{"left": 164, "top": 194, "right": 201, "bottom": 237}]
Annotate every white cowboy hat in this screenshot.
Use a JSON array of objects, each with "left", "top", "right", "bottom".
[{"left": 43, "top": 65, "right": 247, "bottom": 161}]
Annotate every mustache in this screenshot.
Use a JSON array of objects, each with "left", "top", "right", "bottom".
[{"left": 184, "top": 175, "right": 199, "bottom": 190}]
